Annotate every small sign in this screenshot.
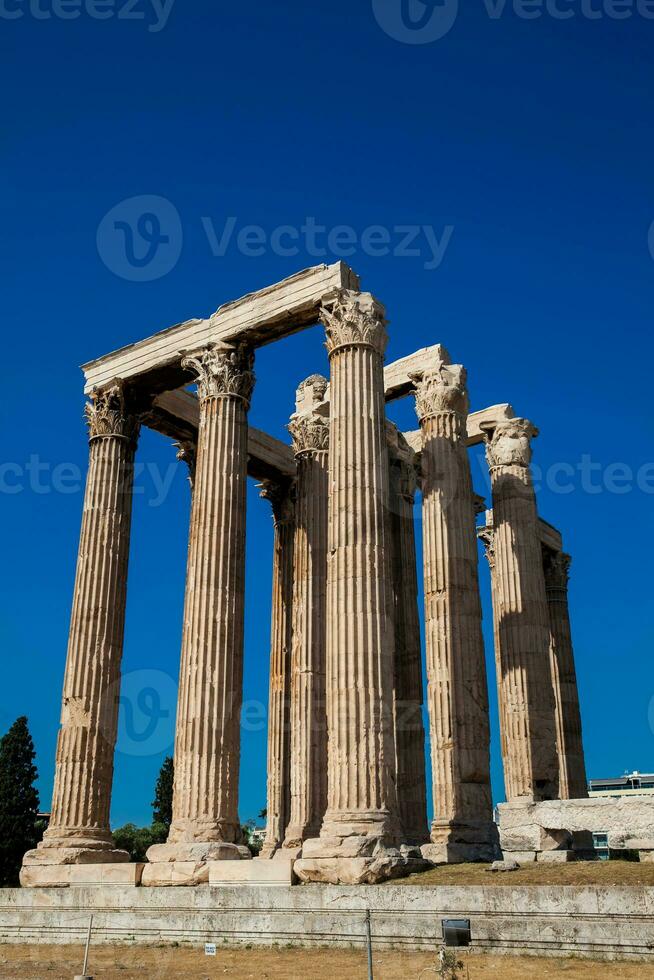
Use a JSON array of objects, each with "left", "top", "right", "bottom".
[{"left": 205, "top": 943, "right": 217, "bottom": 956}]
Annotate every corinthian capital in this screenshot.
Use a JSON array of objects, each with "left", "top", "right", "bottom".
[
  {"left": 84, "top": 381, "right": 140, "bottom": 444},
  {"left": 410, "top": 361, "right": 469, "bottom": 422},
  {"left": 181, "top": 342, "right": 255, "bottom": 406},
  {"left": 477, "top": 526, "right": 495, "bottom": 570},
  {"left": 481, "top": 418, "right": 538, "bottom": 469},
  {"left": 543, "top": 550, "right": 571, "bottom": 591},
  {"left": 320, "top": 289, "right": 388, "bottom": 357},
  {"left": 288, "top": 412, "right": 330, "bottom": 455},
  {"left": 259, "top": 479, "right": 296, "bottom": 526}
]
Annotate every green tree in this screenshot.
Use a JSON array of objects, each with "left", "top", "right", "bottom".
[
  {"left": 0, "top": 716, "right": 40, "bottom": 886},
  {"left": 112, "top": 823, "right": 157, "bottom": 863},
  {"left": 152, "top": 756, "right": 174, "bottom": 829}
]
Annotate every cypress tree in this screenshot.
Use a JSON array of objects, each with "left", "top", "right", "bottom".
[
  {"left": 0, "top": 716, "right": 40, "bottom": 886},
  {"left": 152, "top": 756, "right": 174, "bottom": 830}
]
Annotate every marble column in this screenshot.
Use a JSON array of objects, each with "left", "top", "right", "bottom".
[
  {"left": 295, "top": 290, "right": 407, "bottom": 886},
  {"left": 259, "top": 479, "right": 295, "bottom": 858},
  {"left": 412, "top": 363, "right": 496, "bottom": 862},
  {"left": 480, "top": 419, "right": 559, "bottom": 802},
  {"left": 24, "top": 383, "right": 139, "bottom": 876},
  {"left": 282, "top": 377, "right": 330, "bottom": 851},
  {"left": 387, "top": 425, "right": 428, "bottom": 845},
  {"left": 145, "top": 342, "right": 254, "bottom": 883},
  {"left": 543, "top": 549, "right": 588, "bottom": 800}
]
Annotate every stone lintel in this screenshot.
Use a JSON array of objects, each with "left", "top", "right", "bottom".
[
  {"left": 82, "top": 263, "right": 360, "bottom": 395},
  {"left": 149, "top": 389, "right": 514, "bottom": 487},
  {"left": 149, "top": 390, "right": 296, "bottom": 482}
]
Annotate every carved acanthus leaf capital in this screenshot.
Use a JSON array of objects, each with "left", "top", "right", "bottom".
[
  {"left": 411, "top": 361, "right": 469, "bottom": 422},
  {"left": 181, "top": 342, "right": 255, "bottom": 406},
  {"left": 477, "top": 526, "right": 495, "bottom": 570},
  {"left": 543, "top": 550, "right": 571, "bottom": 591},
  {"left": 288, "top": 412, "right": 330, "bottom": 455},
  {"left": 295, "top": 374, "right": 328, "bottom": 414},
  {"left": 259, "top": 479, "right": 296, "bottom": 526},
  {"left": 174, "top": 439, "right": 197, "bottom": 488},
  {"left": 84, "top": 382, "right": 140, "bottom": 444},
  {"left": 481, "top": 418, "right": 539, "bottom": 469},
  {"left": 320, "top": 289, "right": 388, "bottom": 357}
]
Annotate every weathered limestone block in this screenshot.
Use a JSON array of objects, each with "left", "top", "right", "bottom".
[
  {"left": 146, "top": 343, "right": 255, "bottom": 884},
  {"left": 142, "top": 842, "right": 251, "bottom": 887},
  {"left": 282, "top": 376, "right": 329, "bottom": 851},
  {"left": 210, "top": 859, "right": 296, "bottom": 886},
  {"left": 259, "top": 479, "right": 295, "bottom": 859},
  {"left": 480, "top": 419, "right": 559, "bottom": 802},
  {"left": 498, "top": 797, "right": 654, "bottom": 855},
  {"left": 411, "top": 360, "right": 496, "bottom": 861},
  {"left": 20, "top": 863, "right": 144, "bottom": 888},
  {"left": 23, "top": 383, "right": 140, "bottom": 884}
]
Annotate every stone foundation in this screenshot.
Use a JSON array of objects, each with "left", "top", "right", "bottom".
[{"left": 1, "top": 884, "right": 653, "bottom": 961}]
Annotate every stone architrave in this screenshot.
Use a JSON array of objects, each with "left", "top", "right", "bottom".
[
  {"left": 22, "top": 383, "right": 140, "bottom": 881},
  {"left": 543, "top": 549, "right": 588, "bottom": 800},
  {"left": 480, "top": 419, "right": 559, "bottom": 802},
  {"left": 411, "top": 362, "right": 496, "bottom": 862},
  {"left": 386, "top": 424, "right": 428, "bottom": 845},
  {"left": 144, "top": 342, "right": 255, "bottom": 886},
  {"left": 282, "top": 377, "right": 330, "bottom": 852},
  {"left": 295, "top": 291, "right": 419, "bottom": 886},
  {"left": 259, "top": 479, "right": 296, "bottom": 859}
]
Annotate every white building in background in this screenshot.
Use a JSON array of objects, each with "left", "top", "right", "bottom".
[{"left": 588, "top": 771, "right": 654, "bottom": 798}]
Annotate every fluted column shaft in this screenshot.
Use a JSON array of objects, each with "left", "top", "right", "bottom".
[
  {"left": 260, "top": 481, "right": 295, "bottom": 857},
  {"left": 482, "top": 419, "right": 559, "bottom": 802},
  {"left": 283, "top": 407, "right": 330, "bottom": 847},
  {"left": 169, "top": 342, "right": 254, "bottom": 844},
  {"left": 413, "top": 365, "right": 493, "bottom": 849},
  {"left": 544, "top": 551, "right": 588, "bottom": 800},
  {"left": 320, "top": 291, "right": 398, "bottom": 838},
  {"left": 388, "top": 433, "right": 428, "bottom": 844},
  {"left": 43, "top": 384, "right": 139, "bottom": 853}
]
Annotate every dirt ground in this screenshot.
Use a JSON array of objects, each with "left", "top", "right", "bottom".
[
  {"left": 395, "top": 860, "right": 654, "bottom": 887},
  {"left": 2, "top": 944, "right": 654, "bottom": 980}
]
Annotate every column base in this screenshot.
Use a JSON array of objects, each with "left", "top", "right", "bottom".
[
  {"left": 422, "top": 820, "right": 500, "bottom": 864},
  {"left": 294, "top": 835, "right": 426, "bottom": 885},
  {"left": 22, "top": 836, "right": 131, "bottom": 881},
  {"left": 142, "top": 841, "right": 251, "bottom": 887}
]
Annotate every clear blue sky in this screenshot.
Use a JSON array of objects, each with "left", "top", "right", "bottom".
[{"left": 1, "top": 0, "right": 652, "bottom": 828}]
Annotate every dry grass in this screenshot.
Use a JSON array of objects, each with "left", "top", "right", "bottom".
[
  {"left": 1, "top": 944, "right": 654, "bottom": 980},
  {"left": 393, "top": 860, "right": 654, "bottom": 887}
]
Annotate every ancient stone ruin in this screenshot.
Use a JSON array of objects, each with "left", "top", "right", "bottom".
[{"left": 21, "top": 263, "right": 591, "bottom": 888}]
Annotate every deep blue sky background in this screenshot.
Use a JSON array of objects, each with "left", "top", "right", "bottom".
[{"left": 1, "top": 0, "right": 653, "bottom": 828}]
